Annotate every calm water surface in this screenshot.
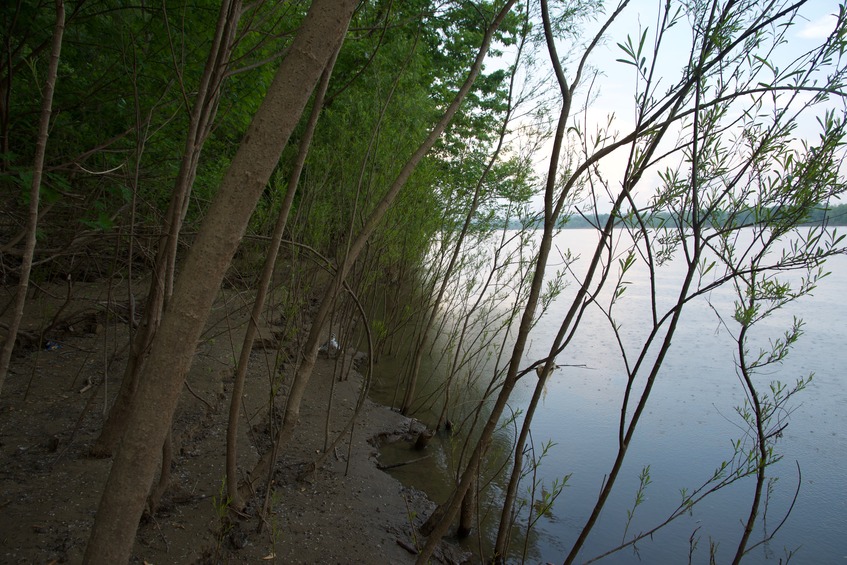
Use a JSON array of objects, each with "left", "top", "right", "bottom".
[{"left": 374, "top": 228, "right": 847, "bottom": 564}]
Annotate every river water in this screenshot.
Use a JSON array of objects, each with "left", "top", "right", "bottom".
[{"left": 372, "top": 228, "right": 847, "bottom": 564}]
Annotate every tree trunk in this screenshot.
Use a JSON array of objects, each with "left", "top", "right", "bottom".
[
  {"left": 82, "top": 3, "right": 357, "bottom": 562},
  {"left": 92, "top": 0, "right": 242, "bottom": 455},
  {"left": 146, "top": 429, "right": 173, "bottom": 514},
  {"left": 457, "top": 463, "right": 478, "bottom": 539},
  {"left": 415, "top": 2, "right": 571, "bottom": 560},
  {"left": 225, "top": 42, "right": 342, "bottom": 510},
  {"left": 400, "top": 60, "right": 516, "bottom": 415},
  {"left": 0, "top": 0, "right": 64, "bottom": 398}
]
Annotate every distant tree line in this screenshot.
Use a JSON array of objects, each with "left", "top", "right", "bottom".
[{"left": 502, "top": 202, "right": 847, "bottom": 229}]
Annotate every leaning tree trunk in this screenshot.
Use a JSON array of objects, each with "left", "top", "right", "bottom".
[
  {"left": 399, "top": 41, "right": 519, "bottom": 416},
  {"left": 82, "top": 3, "right": 358, "bottom": 562},
  {"left": 224, "top": 42, "right": 342, "bottom": 510},
  {"left": 0, "top": 0, "right": 64, "bottom": 398},
  {"left": 457, "top": 460, "right": 478, "bottom": 539},
  {"left": 415, "top": 0, "right": 578, "bottom": 557},
  {"left": 416, "top": 193, "right": 557, "bottom": 563},
  {"left": 243, "top": 0, "right": 520, "bottom": 494},
  {"left": 92, "top": 0, "right": 242, "bottom": 455}
]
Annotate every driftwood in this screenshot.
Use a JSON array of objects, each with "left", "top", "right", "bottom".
[
  {"left": 396, "top": 539, "right": 418, "bottom": 555},
  {"left": 413, "top": 429, "right": 434, "bottom": 450},
  {"left": 377, "top": 454, "right": 431, "bottom": 471}
]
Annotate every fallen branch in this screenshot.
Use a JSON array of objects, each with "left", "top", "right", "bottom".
[
  {"left": 377, "top": 454, "right": 431, "bottom": 471},
  {"left": 397, "top": 539, "right": 419, "bottom": 555},
  {"left": 184, "top": 380, "right": 215, "bottom": 413}
]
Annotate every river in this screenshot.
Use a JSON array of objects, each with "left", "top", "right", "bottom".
[{"left": 372, "top": 227, "right": 847, "bottom": 564}]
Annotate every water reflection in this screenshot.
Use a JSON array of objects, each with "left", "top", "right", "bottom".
[{"left": 372, "top": 228, "right": 847, "bottom": 563}]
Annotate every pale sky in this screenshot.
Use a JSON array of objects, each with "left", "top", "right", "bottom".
[{"left": 502, "top": 1, "right": 845, "bottom": 215}]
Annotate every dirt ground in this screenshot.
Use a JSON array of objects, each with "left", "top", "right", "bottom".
[{"left": 0, "top": 281, "right": 463, "bottom": 564}]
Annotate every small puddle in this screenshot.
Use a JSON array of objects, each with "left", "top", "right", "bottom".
[
  {"left": 375, "top": 420, "right": 540, "bottom": 562},
  {"left": 378, "top": 435, "right": 456, "bottom": 504}
]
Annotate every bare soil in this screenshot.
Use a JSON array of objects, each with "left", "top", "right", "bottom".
[{"left": 0, "top": 280, "right": 460, "bottom": 564}]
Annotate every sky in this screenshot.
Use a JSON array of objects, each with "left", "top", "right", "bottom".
[{"left": 498, "top": 0, "right": 845, "bottom": 215}]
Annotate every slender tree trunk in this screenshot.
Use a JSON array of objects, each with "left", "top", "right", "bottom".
[
  {"left": 731, "top": 323, "right": 768, "bottom": 564},
  {"left": 415, "top": 1, "right": 577, "bottom": 558},
  {"left": 457, "top": 462, "right": 478, "bottom": 539},
  {"left": 244, "top": 0, "right": 519, "bottom": 493},
  {"left": 0, "top": 0, "right": 64, "bottom": 398},
  {"left": 489, "top": 2, "right": 638, "bottom": 559},
  {"left": 225, "top": 40, "right": 342, "bottom": 510},
  {"left": 146, "top": 430, "right": 173, "bottom": 513},
  {"left": 82, "top": 4, "right": 357, "bottom": 562},
  {"left": 400, "top": 38, "right": 520, "bottom": 415},
  {"left": 93, "top": 0, "right": 242, "bottom": 455},
  {"left": 416, "top": 194, "right": 556, "bottom": 564},
  {"left": 492, "top": 215, "right": 625, "bottom": 561}
]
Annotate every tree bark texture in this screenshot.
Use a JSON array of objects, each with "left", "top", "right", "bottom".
[{"left": 83, "top": 2, "right": 357, "bottom": 562}]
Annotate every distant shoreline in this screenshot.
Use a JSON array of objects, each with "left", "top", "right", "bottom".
[{"left": 497, "top": 206, "right": 847, "bottom": 230}]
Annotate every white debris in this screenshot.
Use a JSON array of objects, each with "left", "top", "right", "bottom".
[{"left": 318, "top": 334, "right": 340, "bottom": 358}]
